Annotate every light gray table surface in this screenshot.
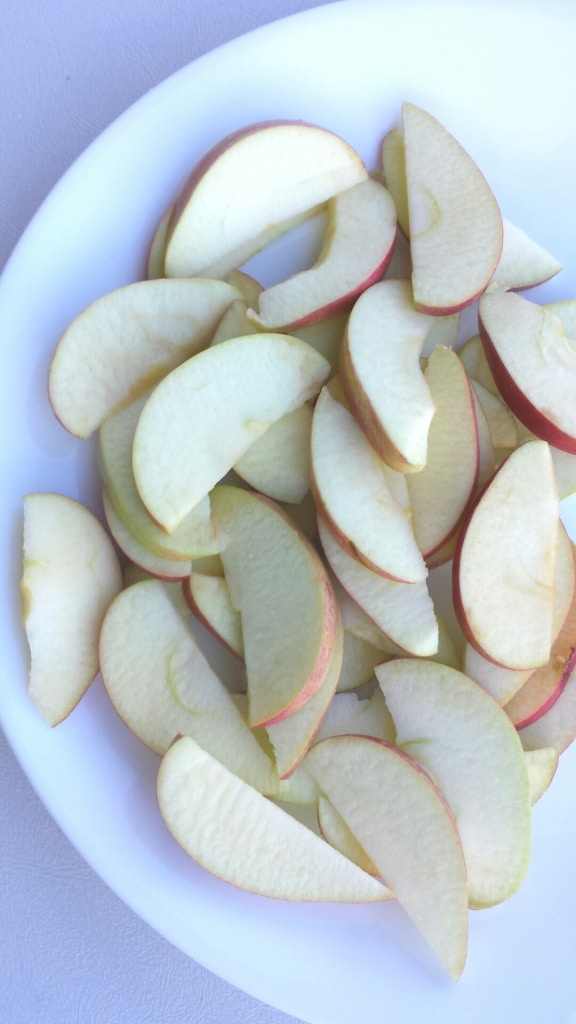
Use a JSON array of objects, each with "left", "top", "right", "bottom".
[{"left": 1, "top": 4, "right": 332, "bottom": 1023}]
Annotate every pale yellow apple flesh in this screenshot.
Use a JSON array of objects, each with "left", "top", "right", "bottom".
[
  {"left": 21, "top": 493, "right": 122, "bottom": 725},
  {"left": 102, "top": 488, "right": 193, "bottom": 581}
]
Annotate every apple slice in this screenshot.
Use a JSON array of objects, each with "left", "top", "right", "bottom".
[
  {"left": 182, "top": 571, "right": 244, "bottom": 658},
  {"left": 311, "top": 385, "right": 426, "bottom": 582},
  {"left": 524, "top": 747, "right": 559, "bottom": 804},
  {"left": 381, "top": 126, "right": 409, "bottom": 235},
  {"left": 479, "top": 290, "right": 576, "bottom": 453},
  {"left": 49, "top": 278, "right": 240, "bottom": 438},
  {"left": 146, "top": 203, "right": 173, "bottom": 279},
  {"left": 315, "top": 687, "right": 395, "bottom": 745},
  {"left": 402, "top": 102, "right": 503, "bottom": 314},
  {"left": 317, "top": 797, "right": 382, "bottom": 878},
  {"left": 489, "top": 218, "right": 562, "bottom": 291},
  {"left": 102, "top": 488, "right": 193, "bottom": 581},
  {"left": 21, "top": 493, "right": 122, "bottom": 725},
  {"left": 458, "top": 333, "right": 498, "bottom": 394},
  {"left": 453, "top": 440, "right": 559, "bottom": 670},
  {"left": 99, "top": 391, "right": 221, "bottom": 561},
  {"left": 226, "top": 268, "right": 263, "bottom": 308},
  {"left": 305, "top": 734, "right": 468, "bottom": 979},
  {"left": 210, "top": 296, "right": 256, "bottom": 346},
  {"left": 163, "top": 120, "right": 368, "bottom": 280},
  {"left": 340, "top": 279, "right": 436, "bottom": 472},
  {"left": 318, "top": 516, "right": 438, "bottom": 657},
  {"left": 517, "top": 650, "right": 576, "bottom": 755},
  {"left": 469, "top": 378, "right": 518, "bottom": 452},
  {"left": 407, "top": 346, "right": 479, "bottom": 561},
  {"left": 99, "top": 578, "right": 277, "bottom": 792},
  {"left": 233, "top": 402, "right": 313, "bottom": 504},
  {"left": 337, "top": 630, "right": 389, "bottom": 692},
  {"left": 157, "top": 735, "right": 387, "bottom": 902},
  {"left": 264, "top": 620, "right": 344, "bottom": 778},
  {"left": 247, "top": 177, "right": 396, "bottom": 330},
  {"left": 132, "top": 332, "right": 330, "bottom": 533},
  {"left": 210, "top": 485, "right": 340, "bottom": 728},
  {"left": 377, "top": 658, "right": 532, "bottom": 908}
]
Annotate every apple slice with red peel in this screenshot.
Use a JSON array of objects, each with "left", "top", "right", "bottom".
[
  {"left": 99, "top": 578, "right": 277, "bottom": 793},
  {"left": 183, "top": 572, "right": 244, "bottom": 658},
  {"left": 210, "top": 485, "right": 340, "bottom": 728},
  {"left": 132, "top": 333, "right": 330, "bottom": 533},
  {"left": 234, "top": 402, "right": 313, "bottom": 504},
  {"left": 311, "top": 385, "right": 426, "bottom": 582},
  {"left": 247, "top": 178, "right": 396, "bottom": 330},
  {"left": 340, "top": 279, "right": 436, "bottom": 472},
  {"left": 305, "top": 734, "right": 468, "bottom": 979},
  {"left": 163, "top": 120, "right": 368, "bottom": 280},
  {"left": 264, "top": 620, "right": 344, "bottom": 779},
  {"left": 318, "top": 516, "right": 438, "bottom": 658},
  {"left": 99, "top": 392, "right": 221, "bottom": 561},
  {"left": 517, "top": 651, "right": 576, "bottom": 755},
  {"left": 402, "top": 102, "right": 503, "bottom": 314},
  {"left": 407, "top": 346, "right": 479, "bottom": 562},
  {"left": 453, "top": 440, "right": 559, "bottom": 671},
  {"left": 479, "top": 290, "right": 576, "bottom": 453},
  {"left": 377, "top": 658, "right": 532, "bottom": 909},
  {"left": 464, "top": 523, "right": 575, "bottom": 704},
  {"left": 157, "top": 735, "right": 387, "bottom": 903},
  {"left": 49, "top": 278, "right": 240, "bottom": 439},
  {"left": 21, "top": 493, "right": 123, "bottom": 726},
  {"left": 102, "top": 489, "right": 193, "bottom": 581},
  {"left": 524, "top": 747, "right": 559, "bottom": 804}
]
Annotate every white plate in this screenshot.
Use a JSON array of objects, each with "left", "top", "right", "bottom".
[{"left": 2, "top": 2, "right": 576, "bottom": 1021}]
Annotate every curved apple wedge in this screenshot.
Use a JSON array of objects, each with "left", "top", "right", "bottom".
[
  {"left": 318, "top": 516, "right": 438, "bottom": 658},
  {"left": 402, "top": 102, "right": 503, "bottom": 314},
  {"left": 49, "top": 278, "right": 240, "bottom": 438},
  {"left": 164, "top": 120, "right": 368, "bottom": 280},
  {"left": 305, "top": 735, "right": 468, "bottom": 980},
  {"left": 311, "top": 386, "right": 426, "bottom": 583},
  {"left": 157, "top": 735, "right": 387, "bottom": 903},
  {"left": 21, "top": 494, "right": 123, "bottom": 726},
  {"left": 407, "top": 346, "right": 479, "bottom": 562},
  {"left": 377, "top": 659, "right": 532, "bottom": 909},
  {"left": 340, "top": 280, "right": 436, "bottom": 472},
  {"left": 210, "top": 486, "right": 340, "bottom": 728},
  {"left": 132, "top": 333, "right": 330, "bottom": 533},
  {"left": 453, "top": 440, "right": 559, "bottom": 671},
  {"left": 99, "top": 579, "right": 279, "bottom": 793},
  {"left": 479, "top": 290, "right": 576, "bottom": 453},
  {"left": 248, "top": 177, "right": 396, "bottom": 330}
]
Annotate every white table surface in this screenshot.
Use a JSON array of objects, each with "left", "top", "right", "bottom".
[{"left": 1, "top": 3, "right": 332, "bottom": 1022}]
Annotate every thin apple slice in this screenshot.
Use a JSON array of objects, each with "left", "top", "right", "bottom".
[
  {"left": 233, "top": 402, "right": 313, "bottom": 504},
  {"left": 402, "top": 102, "right": 503, "bottom": 314},
  {"left": 99, "top": 391, "right": 221, "bottom": 560},
  {"left": 464, "top": 522, "right": 575, "bottom": 704},
  {"left": 318, "top": 516, "right": 438, "bottom": 658},
  {"left": 524, "top": 747, "right": 559, "bottom": 804},
  {"left": 479, "top": 290, "right": 576, "bottom": 453},
  {"left": 458, "top": 334, "right": 498, "bottom": 395},
  {"left": 377, "top": 658, "right": 532, "bottom": 909},
  {"left": 517, "top": 650, "right": 576, "bottom": 755},
  {"left": 407, "top": 346, "right": 479, "bottom": 561},
  {"left": 164, "top": 120, "right": 368, "bottom": 280},
  {"left": 102, "top": 488, "right": 193, "bottom": 581},
  {"left": 305, "top": 734, "right": 468, "bottom": 979},
  {"left": 248, "top": 178, "right": 396, "bottom": 330},
  {"left": 340, "top": 279, "right": 436, "bottom": 472},
  {"left": 381, "top": 126, "right": 409, "bottom": 235},
  {"left": 490, "top": 218, "right": 562, "bottom": 291},
  {"left": 157, "top": 735, "right": 387, "bottom": 903},
  {"left": 49, "top": 278, "right": 240, "bottom": 438},
  {"left": 133, "top": 333, "right": 330, "bottom": 533},
  {"left": 453, "top": 440, "right": 559, "bottom": 670},
  {"left": 264, "top": 620, "right": 344, "bottom": 778},
  {"left": 99, "top": 578, "right": 278, "bottom": 793},
  {"left": 210, "top": 486, "right": 340, "bottom": 728},
  {"left": 21, "top": 493, "right": 122, "bottom": 725},
  {"left": 311, "top": 385, "right": 426, "bottom": 582},
  {"left": 182, "top": 571, "right": 244, "bottom": 658}
]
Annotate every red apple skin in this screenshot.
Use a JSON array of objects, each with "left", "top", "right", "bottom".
[
  {"left": 271, "top": 255, "right": 394, "bottom": 333},
  {"left": 244, "top": 493, "right": 342, "bottom": 729},
  {"left": 166, "top": 120, "right": 367, "bottom": 249},
  {"left": 512, "top": 646, "right": 576, "bottom": 731},
  {"left": 479, "top": 316, "right": 576, "bottom": 454},
  {"left": 181, "top": 576, "right": 244, "bottom": 661}
]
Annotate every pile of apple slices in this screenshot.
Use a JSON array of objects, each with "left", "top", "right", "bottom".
[{"left": 21, "top": 104, "right": 576, "bottom": 981}]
